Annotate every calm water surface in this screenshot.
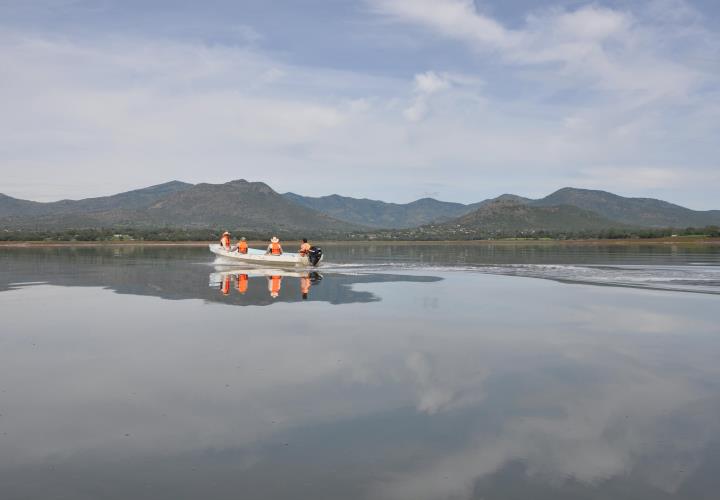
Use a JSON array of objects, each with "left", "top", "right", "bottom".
[{"left": 1, "top": 243, "right": 719, "bottom": 500}]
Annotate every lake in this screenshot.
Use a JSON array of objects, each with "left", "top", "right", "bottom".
[{"left": 1, "top": 243, "right": 719, "bottom": 500}]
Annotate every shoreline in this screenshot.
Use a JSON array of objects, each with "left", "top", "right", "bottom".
[{"left": 1, "top": 237, "right": 719, "bottom": 248}]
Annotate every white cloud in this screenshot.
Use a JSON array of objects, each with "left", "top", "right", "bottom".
[
  {"left": 0, "top": 0, "right": 718, "bottom": 207},
  {"left": 369, "top": 0, "right": 709, "bottom": 100},
  {"left": 404, "top": 71, "right": 456, "bottom": 121},
  {"left": 414, "top": 71, "right": 451, "bottom": 94},
  {"left": 368, "top": 0, "right": 512, "bottom": 47}
]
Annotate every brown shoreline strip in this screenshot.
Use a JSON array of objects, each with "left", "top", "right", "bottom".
[{"left": 1, "top": 237, "right": 719, "bottom": 248}]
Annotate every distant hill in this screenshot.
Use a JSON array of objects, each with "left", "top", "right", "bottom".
[
  {"left": 426, "top": 200, "right": 624, "bottom": 236},
  {"left": 283, "top": 193, "right": 471, "bottom": 228},
  {"left": 3, "top": 181, "right": 718, "bottom": 237},
  {"left": 283, "top": 192, "right": 541, "bottom": 228},
  {"left": 466, "top": 193, "right": 533, "bottom": 211},
  {"left": 0, "top": 180, "right": 364, "bottom": 233},
  {"left": 132, "top": 180, "right": 362, "bottom": 232},
  {"left": 532, "top": 188, "right": 720, "bottom": 228},
  {"left": 0, "top": 181, "right": 193, "bottom": 217}
]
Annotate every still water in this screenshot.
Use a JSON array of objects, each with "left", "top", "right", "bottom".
[{"left": 1, "top": 243, "right": 719, "bottom": 500}]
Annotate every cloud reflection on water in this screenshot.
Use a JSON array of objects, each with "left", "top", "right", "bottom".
[{"left": 1, "top": 246, "right": 719, "bottom": 499}]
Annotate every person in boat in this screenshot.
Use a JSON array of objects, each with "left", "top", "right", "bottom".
[
  {"left": 268, "top": 275, "right": 282, "bottom": 298},
  {"left": 220, "top": 231, "right": 231, "bottom": 250},
  {"left": 266, "top": 236, "right": 283, "bottom": 256},
  {"left": 236, "top": 237, "right": 248, "bottom": 254},
  {"left": 298, "top": 238, "right": 311, "bottom": 256}
]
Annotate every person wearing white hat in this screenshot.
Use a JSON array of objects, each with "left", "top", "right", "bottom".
[
  {"left": 220, "top": 231, "right": 231, "bottom": 250},
  {"left": 266, "top": 236, "right": 283, "bottom": 256}
]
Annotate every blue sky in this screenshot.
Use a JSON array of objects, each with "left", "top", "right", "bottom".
[{"left": 1, "top": 0, "right": 719, "bottom": 208}]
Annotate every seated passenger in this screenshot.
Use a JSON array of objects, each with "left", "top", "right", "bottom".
[
  {"left": 266, "top": 236, "right": 283, "bottom": 256},
  {"left": 236, "top": 237, "right": 248, "bottom": 254},
  {"left": 299, "top": 238, "right": 311, "bottom": 256},
  {"left": 220, "top": 231, "right": 231, "bottom": 250}
]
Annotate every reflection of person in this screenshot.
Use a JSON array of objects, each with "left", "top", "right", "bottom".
[
  {"left": 299, "top": 238, "right": 311, "bottom": 256},
  {"left": 220, "top": 231, "right": 231, "bottom": 250},
  {"left": 268, "top": 275, "right": 282, "bottom": 298},
  {"left": 236, "top": 237, "right": 248, "bottom": 254},
  {"left": 236, "top": 274, "right": 248, "bottom": 294},
  {"left": 266, "top": 236, "right": 283, "bottom": 255},
  {"left": 221, "top": 275, "right": 231, "bottom": 295},
  {"left": 300, "top": 273, "right": 311, "bottom": 300}
]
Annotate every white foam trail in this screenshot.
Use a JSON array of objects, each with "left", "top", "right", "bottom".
[{"left": 317, "top": 262, "right": 720, "bottom": 294}]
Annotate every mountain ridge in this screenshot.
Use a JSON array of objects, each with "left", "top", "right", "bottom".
[
  {"left": 0, "top": 181, "right": 194, "bottom": 217},
  {"left": 532, "top": 187, "right": 720, "bottom": 227},
  {"left": 283, "top": 192, "right": 470, "bottom": 228},
  {"left": 432, "top": 199, "right": 627, "bottom": 235},
  {"left": 0, "top": 180, "right": 364, "bottom": 233},
  {"left": 2, "top": 182, "right": 719, "bottom": 235}
]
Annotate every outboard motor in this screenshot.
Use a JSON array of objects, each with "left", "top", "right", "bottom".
[{"left": 308, "top": 246, "right": 323, "bottom": 267}]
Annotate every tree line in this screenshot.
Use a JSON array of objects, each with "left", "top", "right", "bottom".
[
  {"left": 0, "top": 227, "right": 355, "bottom": 242},
  {"left": 1, "top": 225, "right": 719, "bottom": 242}
]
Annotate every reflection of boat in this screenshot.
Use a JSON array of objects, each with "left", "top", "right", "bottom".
[
  {"left": 209, "top": 244, "right": 323, "bottom": 267},
  {"left": 210, "top": 268, "right": 310, "bottom": 280},
  {"left": 209, "top": 267, "right": 323, "bottom": 300},
  {"left": 209, "top": 268, "right": 322, "bottom": 285}
]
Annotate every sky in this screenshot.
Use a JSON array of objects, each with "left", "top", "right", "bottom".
[{"left": 0, "top": 0, "right": 719, "bottom": 208}]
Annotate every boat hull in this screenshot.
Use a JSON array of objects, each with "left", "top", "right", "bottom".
[{"left": 209, "top": 244, "right": 321, "bottom": 267}]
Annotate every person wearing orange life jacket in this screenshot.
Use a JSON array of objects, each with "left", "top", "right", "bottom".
[
  {"left": 266, "top": 236, "right": 283, "bottom": 256},
  {"left": 300, "top": 273, "right": 311, "bottom": 300},
  {"left": 220, "top": 231, "right": 231, "bottom": 250},
  {"left": 236, "top": 274, "right": 248, "bottom": 294},
  {"left": 236, "top": 237, "right": 248, "bottom": 254},
  {"left": 298, "top": 238, "right": 311, "bottom": 256},
  {"left": 268, "top": 275, "right": 282, "bottom": 298}
]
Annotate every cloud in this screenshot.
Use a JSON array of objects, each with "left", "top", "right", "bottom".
[
  {"left": 0, "top": 0, "right": 718, "bottom": 208},
  {"left": 404, "top": 71, "right": 473, "bottom": 121},
  {"left": 368, "top": 0, "right": 512, "bottom": 47},
  {"left": 369, "top": 0, "right": 709, "bottom": 100}
]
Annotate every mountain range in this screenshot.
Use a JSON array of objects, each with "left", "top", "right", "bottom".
[
  {"left": 0, "top": 180, "right": 360, "bottom": 233},
  {"left": 424, "top": 199, "right": 625, "bottom": 236},
  {"left": 284, "top": 188, "right": 718, "bottom": 230},
  {"left": 1, "top": 180, "right": 718, "bottom": 236}
]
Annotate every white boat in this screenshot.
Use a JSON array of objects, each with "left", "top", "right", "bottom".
[{"left": 209, "top": 244, "right": 323, "bottom": 267}]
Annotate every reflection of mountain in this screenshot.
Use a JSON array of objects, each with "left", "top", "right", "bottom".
[
  {"left": 2, "top": 247, "right": 720, "bottom": 500},
  {"left": 0, "top": 247, "right": 441, "bottom": 306}
]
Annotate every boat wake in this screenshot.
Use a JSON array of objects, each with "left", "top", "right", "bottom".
[
  {"left": 317, "top": 262, "right": 720, "bottom": 295},
  {"left": 470, "top": 264, "right": 720, "bottom": 294}
]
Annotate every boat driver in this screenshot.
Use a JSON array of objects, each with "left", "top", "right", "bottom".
[{"left": 299, "top": 238, "right": 311, "bottom": 256}]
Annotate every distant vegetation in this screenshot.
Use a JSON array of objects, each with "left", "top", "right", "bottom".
[
  {"left": 1, "top": 225, "right": 718, "bottom": 242},
  {"left": 356, "top": 225, "right": 720, "bottom": 241}
]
